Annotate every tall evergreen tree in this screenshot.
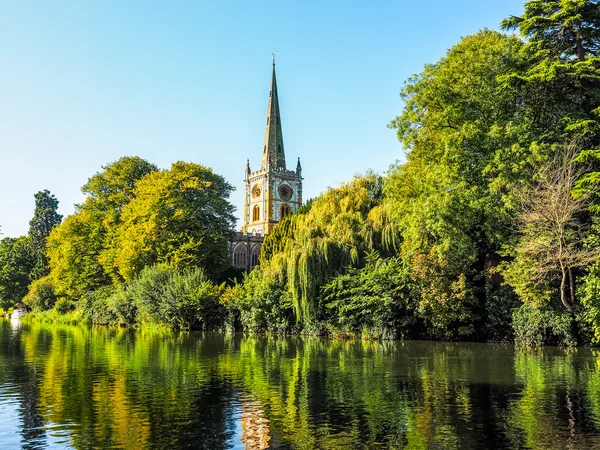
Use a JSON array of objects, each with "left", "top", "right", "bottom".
[
  {"left": 502, "top": 1, "right": 600, "bottom": 196},
  {"left": 28, "top": 190, "right": 62, "bottom": 280}
]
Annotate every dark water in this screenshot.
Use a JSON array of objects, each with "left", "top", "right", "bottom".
[{"left": 2, "top": 321, "right": 600, "bottom": 449}]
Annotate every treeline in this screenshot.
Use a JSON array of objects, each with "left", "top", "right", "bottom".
[
  {"left": 233, "top": 1, "right": 600, "bottom": 345},
  {"left": 2, "top": 0, "right": 600, "bottom": 345},
  {"left": 0, "top": 158, "right": 237, "bottom": 330}
]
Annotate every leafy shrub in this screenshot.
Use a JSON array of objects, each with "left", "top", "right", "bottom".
[
  {"left": 131, "top": 264, "right": 225, "bottom": 330},
  {"left": 578, "top": 263, "right": 600, "bottom": 344},
  {"left": 220, "top": 284, "right": 242, "bottom": 331},
  {"left": 484, "top": 285, "right": 521, "bottom": 342},
  {"left": 54, "top": 298, "right": 76, "bottom": 314},
  {"left": 80, "top": 285, "right": 119, "bottom": 325},
  {"left": 234, "top": 269, "right": 295, "bottom": 333},
  {"left": 512, "top": 303, "right": 576, "bottom": 347},
  {"left": 23, "top": 276, "right": 57, "bottom": 311},
  {"left": 410, "top": 249, "right": 478, "bottom": 339},
  {"left": 107, "top": 287, "right": 137, "bottom": 326},
  {"left": 322, "top": 254, "right": 415, "bottom": 339}
]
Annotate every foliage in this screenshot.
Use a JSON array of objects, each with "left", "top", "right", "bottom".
[
  {"left": 46, "top": 158, "right": 234, "bottom": 302},
  {"left": 260, "top": 199, "right": 313, "bottom": 261},
  {"left": 483, "top": 285, "right": 522, "bottom": 342},
  {"left": 502, "top": 1, "right": 600, "bottom": 63},
  {"left": 54, "top": 298, "right": 76, "bottom": 314},
  {"left": 257, "top": 173, "right": 395, "bottom": 326},
  {"left": 502, "top": 1, "right": 600, "bottom": 202},
  {"left": 0, "top": 236, "right": 35, "bottom": 309},
  {"left": 0, "top": 307, "right": 14, "bottom": 318},
  {"left": 386, "top": 30, "right": 533, "bottom": 338},
  {"left": 111, "top": 161, "right": 236, "bottom": 281},
  {"left": 322, "top": 253, "right": 415, "bottom": 339},
  {"left": 411, "top": 249, "right": 478, "bottom": 338},
  {"left": 48, "top": 157, "right": 157, "bottom": 298},
  {"left": 232, "top": 269, "right": 295, "bottom": 333},
  {"left": 578, "top": 262, "right": 600, "bottom": 343},
  {"left": 80, "top": 285, "right": 118, "bottom": 326},
  {"left": 512, "top": 303, "right": 576, "bottom": 347},
  {"left": 127, "top": 264, "right": 226, "bottom": 330},
  {"left": 23, "top": 275, "right": 57, "bottom": 311},
  {"left": 502, "top": 146, "right": 599, "bottom": 311}
]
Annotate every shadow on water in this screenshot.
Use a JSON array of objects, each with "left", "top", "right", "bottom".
[{"left": 1, "top": 320, "right": 600, "bottom": 449}]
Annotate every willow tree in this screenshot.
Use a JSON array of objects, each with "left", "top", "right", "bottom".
[{"left": 250, "top": 173, "right": 397, "bottom": 327}]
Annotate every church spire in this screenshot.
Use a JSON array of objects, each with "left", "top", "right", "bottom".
[{"left": 261, "top": 56, "right": 286, "bottom": 170}]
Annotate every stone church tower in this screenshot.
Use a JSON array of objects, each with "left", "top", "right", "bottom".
[{"left": 231, "top": 59, "right": 303, "bottom": 270}]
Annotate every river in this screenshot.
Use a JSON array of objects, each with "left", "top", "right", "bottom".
[{"left": 1, "top": 320, "right": 600, "bottom": 449}]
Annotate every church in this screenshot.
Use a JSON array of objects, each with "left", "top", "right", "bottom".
[{"left": 230, "top": 59, "right": 303, "bottom": 271}]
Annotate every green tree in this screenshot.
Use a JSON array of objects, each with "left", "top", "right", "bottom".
[
  {"left": 47, "top": 209, "right": 108, "bottom": 298},
  {"left": 387, "top": 30, "right": 533, "bottom": 337},
  {"left": 0, "top": 236, "right": 35, "bottom": 309},
  {"left": 322, "top": 252, "right": 414, "bottom": 338},
  {"left": 502, "top": 1, "right": 600, "bottom": 199},
  {"left": 47, "top": 156, "right": 157, "bottom": 298},
  {"left": 28, "top": 189, "right": 62, "bottom": 280},
  {"left": 111, "top": 161, "right": 236, "bottom": 281},
  {"left": 502, "top": 1, "right": 599, "bottom": 61},
  {"left": 23, "top": 275, "right": 57, "bottom": 311}
]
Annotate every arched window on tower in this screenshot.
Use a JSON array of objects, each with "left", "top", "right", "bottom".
[
  {"left": 281, "top": 204, "right": 291, "bottom": 218},
  {"left": 253, "top": 205, "right": 260, "bottom": 222}
]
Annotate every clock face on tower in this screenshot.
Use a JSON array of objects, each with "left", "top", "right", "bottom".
[{"left": 279, "top": 184, "right": 292, "bottom": 201}]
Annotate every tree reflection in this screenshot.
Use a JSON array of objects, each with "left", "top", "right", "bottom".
[{"left": 3, "top": 322, "right": 600, "bottom": 449}]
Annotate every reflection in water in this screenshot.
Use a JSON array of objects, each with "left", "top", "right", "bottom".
[
  {"left": 240, "top": 400, "right": 270, "bottom": 450},
  {"left": 1, "top": 321, "right": 600, "bottom": 449}
]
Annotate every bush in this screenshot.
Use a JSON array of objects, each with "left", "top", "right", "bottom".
[
  {"left": 23, "top": 276, "right": 57, "bottom": 311},
  {"left": 578, "top": 263, "right": 600, "bottom": 344},
  {"left": 234, "top": 269, "right": 295, "bottom": 333},
  {"left": 54, "top": 298, "right": 76, "bottom": 314},
  {"left": 484, "top": 285, "right": 521, "bottom": 342},
  {"left": 80, "top": 285, "right": 119, "bottom": 325},
  {"left": 512, "top": 303, "right": 576, "bottom": 347},
  {"left": 107, "top": 287, "right": 137, "bottom": 326},
  {"left": 322, "top": 255, "right": 415, "bottom": 339},
  {"left": 131, "top": 264, "right": 225, "bottom": 330}
]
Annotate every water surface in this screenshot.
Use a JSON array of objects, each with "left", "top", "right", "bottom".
[{"left": 1, "top": 320, "right": 600, "bottom": 449}]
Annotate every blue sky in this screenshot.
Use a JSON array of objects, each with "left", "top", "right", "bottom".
[{"left": 0, "top": 0, "right": 525, "bottom": 237}]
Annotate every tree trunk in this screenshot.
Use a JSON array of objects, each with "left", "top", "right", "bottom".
[
  {"left": 561, "top": 268, "right": 573, "bottom": 312},
  {"left": 576, "top": 35, "right": 585, "bottom": 62},
  {"left": 568, "top": 268, "right": 576, "bottom": 306}
]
